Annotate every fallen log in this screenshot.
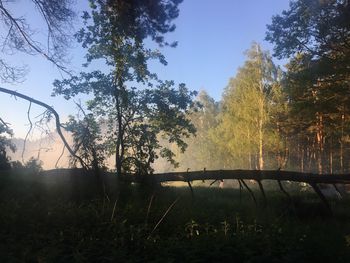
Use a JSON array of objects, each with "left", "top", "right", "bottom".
[
  {"left": 122, "top": 169, "right": 350, "bottom": 185},
  {"left": 121, "top": 169, "right": 350, "bottom": 212}
]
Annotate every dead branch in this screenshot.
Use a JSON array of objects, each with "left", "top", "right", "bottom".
[
  {"left": 55, "top": 145, "right": 66, "bottom": 168},
  {"left": 0, "top": 4, "right": 71, "bottom": 75},
  {"left": 0, "top": 86, "right": 88, "bottom": 169},
  {"left": 310, "top": 183, "right": 332, "bottom": 214},
  {"left": 187, "top": 180, "right": 194, "bottom": 198},
  {"left": 110, "top": 197, "right": 118, "bottom": 222},
  {"left": 148, "top": 196, "right": 181, "bottom": 239},
  {"left": 209, "top": 179, "right": 219, "bottom": 186},
  {"left": 240, "top": 179, "right": 258, "bottom": 207},
  {"left": 0, "top": 117, "right": 10, "bottom": 128},
  {"left": 145, "top": 193, "right": 155, "bottom": 225},
  {"left": 22, "top": 101, "right": 32, "bottom": 163},
  {"left": 257, "top": 180, "right": 267, "bottom": 206},
  {"left": 135, "top": 169, "right": 350, "bottom": 185},
  {"left": 120, "top": 169, "right": 350, "bottom": 209},
  {"left": 238, "top": 179, "right": 243, "bottom": 203},
  {"left": 332, "top": 184, "right": 343, "bottom": 198},
  {"left": 277, "top": 180, "right": 292, "bottom": 202}
]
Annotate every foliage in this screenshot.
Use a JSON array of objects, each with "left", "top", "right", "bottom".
[
  {"left": 24, "top": 157, "right": 43, "bottom": 174},
  {"left": 266, "top": 0, "right": 350, "bottom": 61},
  {"left": 10, "top": 160, "right": 24, "bottom": 170},
  {"left": 175, "top": 90, "right": 225, "bottom": 170},
  {"left": 213, "top": 43, "right": 283, "bottom": 170},
  {"left": 266, "top": 0, "right": 350, "bottom": 173},
  {"left": 0, "top": 121, "right": 15, "bottom": 170},
  {"left": 0, "top": 0, "right": 76, "bottom": 81},
  {"left": 55, "top": 75, "right": 196, "bottom": 174},
  {"left": 64, "top": 113, "right": 107, "bottom": 171},
  {"left": 1, "top": 172, "right": 350, "bottom": 262},
  {"left": 54, "top": 0, "right": 196, "bottom": 176},
  {"left": 0, "top": 0, "right": 76, "bottom": 172}
]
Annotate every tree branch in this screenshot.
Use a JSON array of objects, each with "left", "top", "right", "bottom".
[
  {"left": 22, "top": 101, "right": 32, "bottom": 164},
  {"left": 0, "top": 4, "right": 71, "bottom": 75},
  {"left": 0, "top": 86, "right": 88, "bottom": 169}
]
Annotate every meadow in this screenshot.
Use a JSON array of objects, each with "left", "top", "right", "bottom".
[{"left": 1, "top": 171, "right": 350, "bottom": 262}]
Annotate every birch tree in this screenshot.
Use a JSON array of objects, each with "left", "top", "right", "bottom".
[{"left": 215, "top": 43, "right": 280, "bottom": 170}]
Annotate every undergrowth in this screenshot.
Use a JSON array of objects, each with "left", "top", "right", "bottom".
[{"left": 1, "top": 172, "right": 350, "bottom": 262}]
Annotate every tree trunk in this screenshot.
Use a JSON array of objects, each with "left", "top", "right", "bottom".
[
  {"left": 300, "top": 142, "right": 304, "bottom": 173},
  {"left": 258, "top": 98, "right": 264, "bottom": 170},
  {"left": 329, "top": 137, "right": 333, "bottom": 174},
  {"left": 122, "top": 169, "right": 350, "bottom": 185},
  {"left": 316, "top": 112, "right": 324, "bottom": 174},
  {"left": 340, "top": 109, "right": 345, "bottom": 173}
]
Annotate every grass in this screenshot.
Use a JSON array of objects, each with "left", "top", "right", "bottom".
[{"left": 1, "top": 171, "right": 350, "bottom": 262}]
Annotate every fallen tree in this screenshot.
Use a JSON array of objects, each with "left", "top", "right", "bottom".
[
  {"left": 121, "top": 169, "right": 350, "bottom": 212},
  {"left": 40, "top": 168, "right": 350, "bottom": 213},
  {"left": 141, "top": 169, "right": 350, "bottom": 184}
]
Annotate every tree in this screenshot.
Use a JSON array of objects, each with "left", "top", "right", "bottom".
[
  {"left": 266, "top": 0, "right": 350, "bottom": 61},
  {"left": 0, "top": 0, "right": 76, "bottom": 81},
  {"left": 215, "top": 43, "right": 280, "bottom": 170},
  {"left": 0, "top": 86, "right": 88, "bottom": 170},
  {"left": 0, "top": 0, "right": 77, "bottom": 170},
  {"left": 24, "top": 157, "right": 43, "bottom": 174},
  {"left": 175, "top": 90, "right": 223, "bottom": 171},
  {"left": 64, "top": 112, "right": 107, "bottom": 172},
  {"left": 54, "top": 0, "right": 196, "bottom": 176},
  {"left": 0, "top": 119, "right": 15, "bottom": 170},
  {"left": 266, "top": 0, "right": 350, "bottom": 173}
]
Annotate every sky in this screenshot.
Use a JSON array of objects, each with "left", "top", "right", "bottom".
[{"left": 0, "top": 0, "right": 290, "bottom": 139}]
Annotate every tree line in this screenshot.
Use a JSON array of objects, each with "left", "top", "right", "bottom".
[
  {"left": 1, "top": 0, "right": 350, "bottom": 176},
  {"left": 176, "top": 0, "right": 350, "bottom": 174}
]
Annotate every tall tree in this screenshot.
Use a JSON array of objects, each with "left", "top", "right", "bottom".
[
  {"left": 215, "top": 43, "right": 279, "bottom": 170},
  {"left": 176, "top": 90, "right": 223, "bottom": 171},
  {"left": 54, "top": 0, "right": 196, "bottom": 176},
  {"left": 266, "top": 0, "right": 350, "bottom": 173}
]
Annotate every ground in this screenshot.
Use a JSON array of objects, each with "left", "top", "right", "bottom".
[{"left": 1, "top": 171, "right": 350, "bottom": 262}]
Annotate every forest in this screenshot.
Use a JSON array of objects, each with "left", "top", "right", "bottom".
[{"left": 1, "top": 0, "right": 350, "bottom": 262}]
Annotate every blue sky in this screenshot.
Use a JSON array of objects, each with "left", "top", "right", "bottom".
[{"left": 0, "top": 0, "right": 290, "bottom": 138}]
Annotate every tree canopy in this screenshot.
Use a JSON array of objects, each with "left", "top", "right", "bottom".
[
  {"left": 266, "top": 0, "right": 350, "bottom": 174},
  {"left": 53, "top": 0, "right": 196, "bottom": 176},
  {"left": 214, "top": 43, "right": 281, "bottom": 170},
  {"left": 0, "top": 0, "right": 76, "bottom": 81}
]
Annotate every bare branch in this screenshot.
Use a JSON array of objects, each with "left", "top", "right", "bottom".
[
  {"left": 55, "top": 145, "right": 66, "bottom": 168},
  {"left": 22, "top": 101, "right": 33, "bottom": 164},
  {"left": 0, "top": 4, "right": 71, "bottom": 76},
  {"left": 0, "top": 117, "right": 10, "bottom": 128},
  {"left": 0, "top": 59, "right": 27, "bottom": 83},
  {"left": 0, "top": 86, "right": 88, "bottom": 169},
  {"left": 148, "top": 196, "right": 181, "bottom": 239}
]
